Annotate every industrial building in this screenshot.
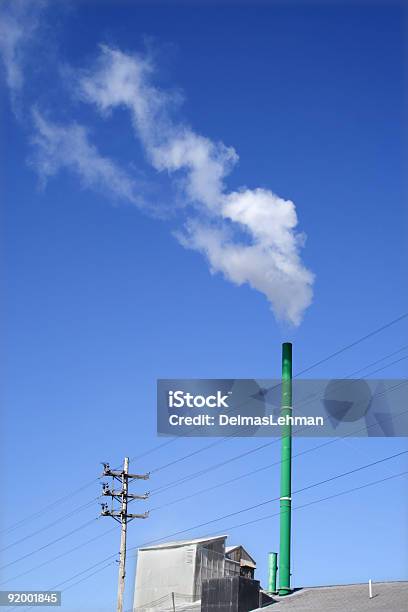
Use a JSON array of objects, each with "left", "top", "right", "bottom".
[{"left": 132, "top": 535, "right": 258, "bottom": 611}]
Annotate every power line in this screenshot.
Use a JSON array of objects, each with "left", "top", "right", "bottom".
[
  {"left": 150, "top": 437, "right": 234, "bottom": 474},
  {"left": 203, "top": 470, "right": 408, "bottom": 538},
  {"left": 151, "top": 438, "right": 279, "bottom": 495},
  {"left": 130, "top": 450, "right": 408, "bottom": 549},
  {"left": 149, "top": 404, "right": 408, "bottom": 512},
  {"left": 0, "top": 498, "right": 99, "bottom": 554},
  {"left": 0, "top": 481, "right": 99, "bottom": 537},
  {"left": 344, "top": 354, "right": 408, "bottom": 379},
  {"left": 56, "top": 560, "right": 117, "bottom": 592},
  {"left": 129, "top": 438, "right": 183, "bottom": 463},
  {"left": 150, "top": 377, "right": 408, "bottom": 497},
  {"left": 294, "top": 312, "right": 408, "bottom": 377},
  {"left": 50, "top": 557, "right": 118, "bottom": 590},
  {"left": 0, "top": 519, "right": 97, "bottom": 572},
  {"left": 343, "top": 344, "right": 408, "bottom": 378},
  {"left": 5, "top": 559, "right": 115, "bottom": 610},
  {"left": 0, "top": 525, "right": 117, "bottom": 587},
  {"left": 9, "top": 559, "right": 119, "bottom": 612}
]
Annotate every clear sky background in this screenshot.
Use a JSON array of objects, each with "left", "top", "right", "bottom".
[{"left": 1, "top": 2, "right": 408, "bottom": 611}]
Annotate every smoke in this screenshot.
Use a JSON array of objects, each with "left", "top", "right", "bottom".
[
  {"left": 75, "top": 46, "right": 314, "bottom": 325},
  {"left": 178, "top": 190, "right": 314, "bottom": 326},
  {"left": 31, "top": 109, "right": 144, "bottom": 206},
  {"left": 78, "top": 46, "right": 238, "bottom": 210},
  {"left": 0, "top": 0, "right": 47, "bottom": 109}
]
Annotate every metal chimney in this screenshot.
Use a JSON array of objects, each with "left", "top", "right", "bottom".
[{"left": 278, "top": 342, "right": 292, "bottom": 596}]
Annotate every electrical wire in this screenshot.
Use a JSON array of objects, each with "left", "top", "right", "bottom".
[
  {"left": 0, "top": 525, "right": 117, "bottom": 587},
  {"left": 293, "top": 312, "right": 408, "bottom": 377},
  {"left": 0, "top": 482, "right": 99, "bottom": 537},
  {"left": 196, "top": 470, "right": 408, "bottom": 540},
  {"left": 8, "top": 559, "right": 118, "bottom": 612},
  {"left": 0, "top": 519, "right": 98, "bottom": 572},
  {"left": 0, "top": 498, "right": 100, "bottom": 554},
  {"left": 150, "top": 376, "right": 408, "bottom": 497},
  {"left": 149, "top": 402, "right": 408, "bottom": 512},
  {"left": 342, "top": 344, "right": 408, "bottom": 378},
  {"left": 150, "top": 437, "right": 234, "bottom": 474},
  {"left": 129, "top": 450, "right": 408, "bottom": 549}
]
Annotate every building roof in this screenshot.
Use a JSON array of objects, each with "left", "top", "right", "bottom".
[
  {"left": 138, "top": 534, "right": 228, "bottom": 551},
  {"left": 225, "top": 545, "right": 257, "bottom": 567},
  {"left": 253, "top": 581, "right": 408, "bottom": 612}
]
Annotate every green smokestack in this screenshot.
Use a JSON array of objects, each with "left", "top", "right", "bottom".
[
  {"left": 268, "top": 552, "right": 278, "bottom": 594},
  {"left": 279, "top": 342, "right": 292, "bottom": 596}
]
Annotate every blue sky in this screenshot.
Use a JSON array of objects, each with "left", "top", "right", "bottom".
[{"left": 1, "top": 1, "right": 408, "bottom": 611}]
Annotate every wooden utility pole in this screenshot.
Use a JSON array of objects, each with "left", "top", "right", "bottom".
[{"left": 101, "top": 458, "right": 149, "bottom": 612}]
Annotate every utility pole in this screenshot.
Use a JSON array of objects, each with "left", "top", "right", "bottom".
[
  {"left": 279, "top": 342, "right": 292, "bottom": 596},
  {"left": 101, "top": 457, "right": 149, "bottom": 612}
]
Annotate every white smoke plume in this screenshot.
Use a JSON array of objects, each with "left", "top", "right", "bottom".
[
  {"left": 0, "top": 0, "right": 47, "bottom": 106},
  {"left": 31, "top": 109, "right": 143, "bottom": 206},
  {"left": 78, "top": 46, "right": 238, "bottom": 211},
  {"left": 75, "top": 45, "right": 314, "bottom": 325}
]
